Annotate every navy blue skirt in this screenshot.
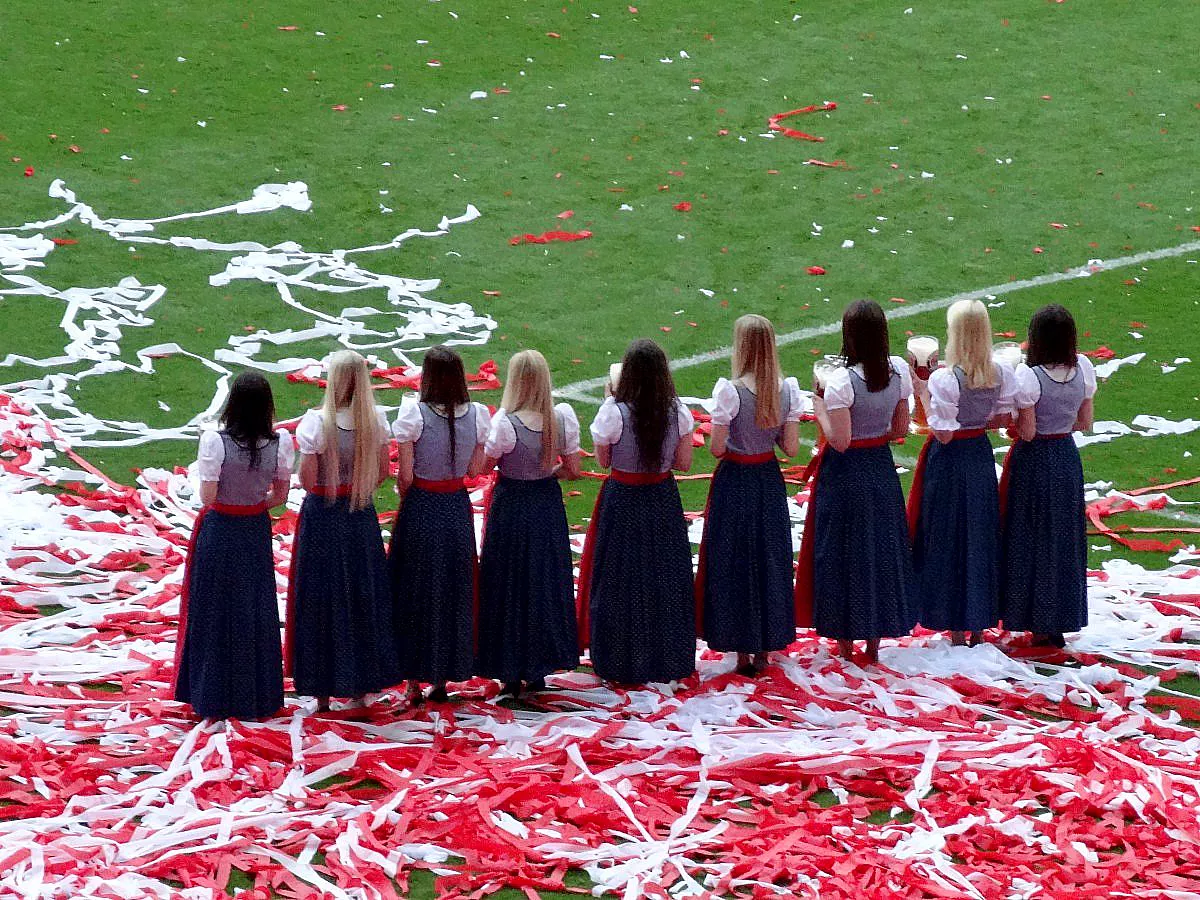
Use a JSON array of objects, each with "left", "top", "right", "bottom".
[
  {"left": 175, "top": 509, "right": 284, "bottom": 719},
  {"left": 699, "top": 459, "right": 795, "bottom": 652},
  {"left": 289, "top": 494, "right": 399, "bottom": 697},
  {"left": 1000, "top": 436, "right": 1088, "bottom": 633},
  {"left": 811, "top": 444, "right": 916, "bottom": 640},
  {"left": 388, "top": 486, "right": 476, "bottom": 683},
  {"left": 478, "top": 476, "right": 579, "bottom": 683},
  {"left": 912, "top": 435, "right": 1001, "bottom": 632},
  {"left": 586, "top": 478, "right": 696, "bottom": 684}
]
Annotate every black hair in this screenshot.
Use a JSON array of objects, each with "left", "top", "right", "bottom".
[
  {"left": 420, "top": 346, "right": 470, "bottom": 467},
  {"left": 1025, "top": 304, "right": 1078, "bottom": 368},
  {"left": 614, "top": 339, "right": 677, "bottom": 472},
  {"left": 220, "top": 371, "right": 278, "bottom": 469},
  {"left": 840, "top": 299, "right": 892, "bottom": 392}
]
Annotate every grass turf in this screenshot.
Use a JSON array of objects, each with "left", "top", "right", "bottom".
[{"left": 4, "top": 1, "right": 1200, "bottom": 896}]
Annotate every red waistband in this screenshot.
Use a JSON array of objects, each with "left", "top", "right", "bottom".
[
  {"left": 1036, "top": 432, "right": 1071, "bottom": 441},
  {"left": 610, "top": 469, "right": 672, "bottom": 485},
  {"left": 311, "top": 484, "right": 351, "bottom": 498},
  {"left": 210, "top": 501, "right": 270, "bottom": 516},
  {"left": 951, "top": 428, "right": 987, "bottom": 440},
  {"left": 723, "top": 451, "right": 778, "bottom": 465},
  {"left": 412, "top": 476, "right": 466, "bottom": 493},
  {"left": 847, "top": 436, "right": 892, "bottom": 449}
]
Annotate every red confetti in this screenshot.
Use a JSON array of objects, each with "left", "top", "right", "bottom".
[
  {"left": 23, "top": 166, "right": 34, "bottom": 177},
  {"left": 68, "top": 145, "right": 81, "bottom": 154},
  {"left": 673, "top": 201, "right": 692, "bottom": 212},
  {"left": 660, "top": 326, "right": 672, "bottom": 333},
  {"left": 994, "top": 331, "right": 1017, "bottom": 338},
  {"left": 1033, "top": 246, "right": 1045, "bottom": 254},
  {"left": 546, "top": 31, "right": 561, "bottom": 38},
  {"left": 331, "top": 104, "right": 348, "bottom": 111},
  {"left": 555, "top": 210, "right": 574, "bottom": 219},
  {"left": 1050, "top": 222, "right": 1068, "bottom": 229},
  {"left": 481, "top": 290, "right": 501, "bottom": 297},
  {"left": 277, "top": 24, "right": 298, "bottom": 30},
  {"left": 804, "top": 158, "right": 849, "bottom": 168},
  {"left": 888, "top": 297, "right": 907, "bottom": 304},
  {"left": 50, "top": 238, "right": 78, "bottom": 246},
  {"left": 806, "top": 265, "right": 826, "bottom": 275},
  {"left": 767, "top": 101, "right": 837, "bottom": 142},
  {"left": 1082, "top": 346, "right": 1117, "bottom": 360},
  {"left": 509, "top": 230, "right": 593, "bottom": 246}
]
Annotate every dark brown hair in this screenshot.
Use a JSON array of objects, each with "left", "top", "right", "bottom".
[
  {"left": 840, "top": 299, "right": 892, "bottom": 393},
  {"left": 420, "top": 346, "right": 470, "bottom": 467},
  {"left": 614, "top": 339, "right": 677, "bottom": 471},
  {"left": 220, "top": 371, "right": 278, "bottom": 469},
  {"left": 1025, "top": 304, "right": 1078, "bottom": 368}
]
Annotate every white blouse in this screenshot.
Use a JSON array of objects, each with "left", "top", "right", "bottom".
[
  {"left": 1012, "top": 354, "right": 1098, "bottom": 409},
  {"left": 709, "top": 376, "right": 806, "bottom": 427},
  {"left": 589, "top": 396, "right": 695, "bottom": 446},
  {"left": 926, "top": 363, "right": 1018, "bottom": 432},
  {"left": 197, "top": 427, "right": 295, "bottom": 482},
  {"left": 391, "top": 397, "right": 491, "bottom": 444},
  {"left": 296, "top": 408, "right": 391, "bottom": 455},
  {"left": 485, "top": 404, "right": 582, "bottom": 459},
  {"left": 823, "top": 356, "right": 914, "bottom": 411}
]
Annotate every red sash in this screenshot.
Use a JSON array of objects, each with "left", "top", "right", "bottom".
[
  {"left": 905, "top": 429, "right": 987, "bottom": 540},
  {"left": 793, "top": 435, "right": 894, "bottom": 626},
  {"left": 311, "top": 484, "right": 351, "bottom": 498},
  {"left": 412, "top": 476, "right": 466, "bottom": 493},
  {"left": 576, "top": 469, "right": 673, "bottom": 649},
  {"left": 694, "top": 451, "right": 780, "bottom": 629},
  {"left": 174, "top": 502, "right": 270, "bottom": 683}
]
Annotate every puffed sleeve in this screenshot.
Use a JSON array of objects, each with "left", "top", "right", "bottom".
[
  {"left": 375, "top": 407, "right": 391, "bottom": 445},
  {"left": 1077, "top": 354, "right": 1097, "bottom": 399},
  {"left": 783, "top": 376, "right": 805, "bottom": 422},
  {"left": 926, "top": 368, "right": 961, "bottom": 432},
  {"left": 822, "top": 366, "right": 854, "bottom": 411},
  {"left": 473, "top": 402, "right": 492, "bottom": 445},
  {"left": 676, "top": 400, "right": 695, "bottom": 437},
  {"left": 392, "top": 397, "right": 423, "bottom": 442},
  {"left": 1013, "top": 364, "right": 1041, "bottom": 410},
  {"left": 590, "top": 397, "right": 623, "bottom": 446},
  {"left": 196, "top": 428, "right": 224, "bottom": 482},
  {"left": 484, "top": 409, "right": 518, "bottom": 459},
  {"left": 709, "top": 378, "right": 740, "bottom": 427},
  {"left": 296, "top": 409, "right": 326, "bottom": 456},
  {"left": 555, "top": 403, "right": 582, "bottom": 454},
  {"left": 891, "top": 355, "right": 914, "bottom": 400},
  {"left": 995, "top": 363, "right": 1018, "bottom": 416},
  {"left": 275, "top": 429, "right": 295, "bottom": 480}
]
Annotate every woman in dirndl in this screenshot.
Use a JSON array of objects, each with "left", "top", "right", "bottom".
[
  {"left": 478, "top": 350, "right": 583, "bottom": 698},
  {"left": 175, "top": 372, "right": 293, "bottom": 720},
  {"left": 696, "top": 315, "right": 804, "bottom": 676},
  {"left": 579, "top": 339, "right": 697, "bottom": 685},
  {"left": 1000, "top": 304, "right": 1096, "bottom": 649},
  {"left": 799, "top": 299, "right": 916, "bottom": 665},
  {"left": 390, "top": 346, "right": 491, "bottom": 704},
  {"left": 908, "top": 300, "right": 1017, "bottom": 647},
  {"left": 288, "top": 350, "right": 398, "bottom": 712}
]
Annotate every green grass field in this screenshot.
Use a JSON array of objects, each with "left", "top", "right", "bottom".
[{"left": 4, "top": 2, "right": 1200, "bottom": 896}]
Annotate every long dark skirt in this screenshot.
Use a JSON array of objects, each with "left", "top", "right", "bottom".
[
  {"left": 175, "top": 510, "right": 284, "bottom": 719},
  {"left": 912, "top": 435, "right": 1001, "bottom": 632},
  {"left": 586, "top": 478, "right": 696, "bottom": 684},
  {"left": 698, "top": 459, "right": 796, "bottom": 652},
  {"left": 289, "top": 494, "right": 399, "bottom": 697},
  {"left": 812, "top": 444, "right": 916, "bottom": 640},
  {"left": 478, "top": 476, "right": 579, "bottom": 683},
  {"left": 388, "top": 486, "right": 476, "bottom": 683},
  {"left": 1000, "top": 436, "right": 1088, "bottom": 633}
]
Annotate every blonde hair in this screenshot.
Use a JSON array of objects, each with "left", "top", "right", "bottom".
[
  {"left": 731, "top": 314, "right": 782, "bottom": 429},
  {"left": 500, "top": 350, "right": 557, "bottom": 468},
  {"left": 321, "top": 350, "right": 384, "bottom": 510},
  {"left": 945, "top": 299, "right": 998, "bottom": 390}
]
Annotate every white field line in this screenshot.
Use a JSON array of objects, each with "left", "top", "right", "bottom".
[{"left": 553, "top": 238, "right": 1200, "bottom": 403}]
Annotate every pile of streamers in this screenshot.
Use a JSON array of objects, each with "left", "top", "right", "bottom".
[
  {"left": 4, "top": 394, "right": 1200, "bottom": 899},
  {"left": 0, "top": 181, "right": 495, "bottom": 447}
]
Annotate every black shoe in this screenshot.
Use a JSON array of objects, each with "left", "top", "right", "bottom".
[
  {"left": 427, "top": 685, "right": 450, "bottom": 703},
  {"left": 526, "top": 677, "right": 546, "bottom": 692},
  {"left": 501, "top": 681, "right": 522, "bottom": 699}
]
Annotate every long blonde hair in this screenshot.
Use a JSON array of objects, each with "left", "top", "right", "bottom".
[
  {"left": 731, "top": 314, "right": 782, "bottom": 428},
  {"left": 321, "top": 350, "right": 384, "bottom": 510},
  {"left": 500, "top": 350, "right": 556, "bottom": 468},
  {"left": 945, "top": 299, "right": 999, "bottom": 390}
]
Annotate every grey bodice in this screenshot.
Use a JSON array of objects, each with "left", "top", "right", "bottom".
[
  {"left": 317, "top": 426, "right": 357, "bottom": 487},
  {"left": 498, "top": 411, "right": 566, "bottom": 480},
  {"left": 848, "top": 368, "right": 902, "bottom": 441},
  {"left": 610, "top": 401, "right": 681, "bottom": 474},
  {"left": 215, "top": 433, "right": 279, "bottom": 506},
  {"left": 727, "top": 383, "right": 787, "bottom": 456},
  {"left": 953, "top": 365, "right": 1002, "bottom": 430},
  {"left": 1032, "top": 366, "right": 1086, "bottom": 435},
  {"left": 413, "top": 402, "right": 477, "bottom": 480}
]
